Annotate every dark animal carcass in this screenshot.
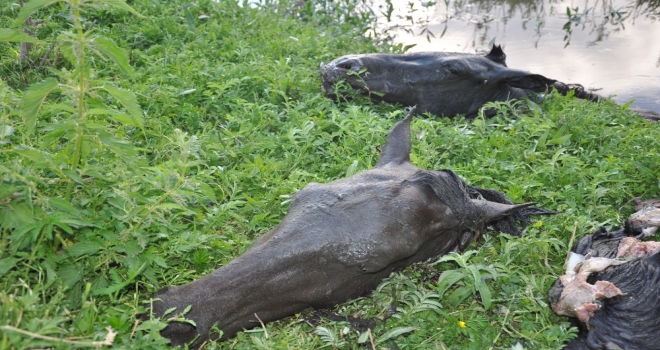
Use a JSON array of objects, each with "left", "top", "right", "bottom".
[
  {"left": 320, "top": 46, "right": 659, "bottom": 121},
  {"left": 321, "top": 46, "right": 556, "bottom": 118},
  {"left": 548, "top": 199, "right": 660, "bottom": 349},
  {"left": 149, "top": 108, "right": 544, "bottom": 348}
]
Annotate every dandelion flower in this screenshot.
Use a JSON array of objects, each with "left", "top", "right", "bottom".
[{"left": 458, "top": 321, "right": 467, "bottom": 329}]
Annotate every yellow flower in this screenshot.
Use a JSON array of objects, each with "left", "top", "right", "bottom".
[{"left": 458, "top": 321, "right": 467, "bottom": 329}]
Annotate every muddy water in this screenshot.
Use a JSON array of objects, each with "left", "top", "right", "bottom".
[{"left": 369, "top": 0, "right": 660, "bottom": 113}]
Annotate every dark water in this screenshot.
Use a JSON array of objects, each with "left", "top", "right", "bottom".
[{"left": 369, "top": 0, "right": 660, "bottom": 113}]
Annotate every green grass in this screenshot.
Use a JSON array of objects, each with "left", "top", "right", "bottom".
[{"left": 1, "top": 0, "right": 659, "bottom": 349}]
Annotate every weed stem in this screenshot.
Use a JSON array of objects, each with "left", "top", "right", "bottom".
[{"left": 0, "top": 325, "right": 117, "bottom": 347}]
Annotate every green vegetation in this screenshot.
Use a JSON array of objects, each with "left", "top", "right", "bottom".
[{"left": 1, "top": 0, "right": 658, "bottom": 348}]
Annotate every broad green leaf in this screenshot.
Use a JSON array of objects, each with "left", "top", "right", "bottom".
[
  {"left": 197, "top": 182, "right": 217, "bottom": 201},
  {"left": 63, "top": 170, "right": 85, "bottom": 184},
  {"left": 467, "top": 266, "right": 482, "bottom": 287},
  {"left": 42, "top": 257, "right": 58, "bottom": 285},
  {"left": 435, "top": 250, "right": 477, "bottom": 267},
  {"left": 23, "top": 78, "right": 59, "bottom": 135},
  {"left": 43, "top": 222, "right": 54, "bottom": 239},
  {"left": 0, "top": 29, "right": 40, "bottom": 43},
  {"left": 92, "top": 36, "right": 136, "bottom": 78},
  {"left": 56, "top": 215, "right": 95, "bottom": 228},
  {"left": 66, "top": 240, "right": 103, "bottom": 257},
  {"left": 345, "top": 159, "right": 359, "bottom": 177},
  {"left": 0, "top": 202, "right": 37, "bottom": 231},
  {"left": 436, "top": 269, "right": 466, "bottom": 297},
  {"left": 358, "top": 330, "right": 371, "bottom": 344},
  {"left": 83, "top": 120, "right": 112, "bottom": 130},
  {"left": 153, "top": 256, "right": 168, "bottom": 268},
  {"left": 52, "top": 220, "right": 73, "bottom": 234},
  {"left": 448, "top": 286, "right": 473, "bottom": 307},
  {"left": 88, "top": 108, "right": 142, "bottom": 127},
  {"left": 95, "top": 0, "right": 143, "bottom": 17},
  {"left": 10, "top": 222, "right": 43, "bottom": 252},
  {"left": 106, "top": 195, "right": 130, "bottom": 211},
  {"left": 57, "top": 40, "right": 77, "bottom": 66},
  {"left": 100, "top": 84, "right": 144, "bottom": 128},
  {"left": 376, "top": 326, "right": 416, "bottom": 344},
  {"left": 49, "top": 197, "right": 78, "bottom": 215},
  {"left": 90, "top": 275, "right": 109, "bottom": 292},
  {"left": 98, "top": 131, "right": 136, "bottom": 157},
  {"left": 50, "top": 103, "right": 77, "bottom": 114},
  {"left": 0, "top": 185, "right": 19, "bottom": 200},
  {"left": 549, "top": 124, "right": 570, "bottom": 145},
  {"left": 549, "top": 133, "right": 572, "bottom": 145},
  {"left": 42, "top": 119, "right": 76, "bottom": 145},
  {"left": 13, "top": 147, "right": 49, "bottom": 163},
  {"left": 12, "top": 0, "right": 60, "bottom": 27},
  {"left": 537, "top": 130, "right": 549, "bottom": 149},
  {"left": 476, "top": 281, "right": 492, "bottom": 310},
  {"left": 110, "top": 113, "right": 142, "bottom": 127},
  {"left": 0, "top": 257, "right": 19, "bottom": 277},
  {"left": 58, "top": 263, "right": 83, "bottom": 289},
  {"left": 480, "top": 264, "right": 501, "bottom": 278}
]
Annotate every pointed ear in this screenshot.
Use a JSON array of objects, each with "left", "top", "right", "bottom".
[
  {"left": 375, "top": 106, "right": 416, "bottom": 168},
  {"left": 506, "top": 74, "right": 556, "bottom": 91},
  {"left": 471, "top": 199, "right": 536, "bottom": 223},
  {"left": 485, "top": 45, "right": 507, "bottom": 67}
]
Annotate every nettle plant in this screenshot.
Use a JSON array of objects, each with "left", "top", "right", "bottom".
[
  {"left": 14, "top": 0, "right": 142, "bottom": 196},
  {"left": 2, "top": 0, "right": 227, "bottom": 303},
  {"left": 1, "top": 0, "right": 142, "bottom": 251},
  {"left": 1, "top": 1, "right": 220, "bottom": 345}
]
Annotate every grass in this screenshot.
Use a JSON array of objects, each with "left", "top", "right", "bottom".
[{"left": 1, "top": 0, "right": 659, "bottom": 349}]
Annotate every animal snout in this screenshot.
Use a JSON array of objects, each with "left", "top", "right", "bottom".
[
  {"left": 320, "top": 56, "right": 365, "bottom": 96},
  {"left": 325, "top": 56, "right": 363, "bottom": 72}
]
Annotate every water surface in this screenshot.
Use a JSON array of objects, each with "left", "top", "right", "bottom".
[{"left": 369, "top": 0, "right": 660, "bottom": 112}]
